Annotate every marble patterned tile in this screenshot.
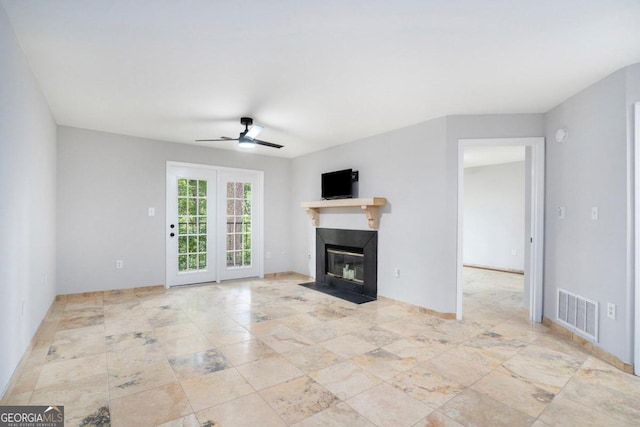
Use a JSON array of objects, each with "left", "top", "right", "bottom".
[
  {"left": 320, "top": 335, "right": 378, "bottom": 359},
  {"left": 420, "top": 353, "right": 493, "bottom": 387},
  {"left": 500, "top": 344, "right": 584, "bottom": 391},
  {"left": 0, "top": 391, "right": 32, "bottom": 405},
  {"left": 106, "top": 330, "right": 158, "bottom": 352},
  {"left": 235, "top": 355, "right": 304, "bottom": 390},
  {"left": 471, "top": 370, "right": 555, "bottom": 417},
  {"left": 7, "top": 272, "right": 640, "bottom": 427},
  {"left": 109, "top": 359, "right": 177, "bottom": 398},
  {"left": 291, "top": 402, "right": 375, "bottom": 427},
  {"left": 446, "top": 333, "right": 527, "bottom": 368},
  {"left": 57, "top": 308, "right": 105, "bottom": 331},
  {"left": 260, "top": 329, "right": 316, "bottom": 353},
  {"left": 559, "top": 376, "right": 640, "bottom": 424},
  {"left": 200, "top": 322, "right": 253, "bottom": 346},
  {"left": 157, "top": 413, "right": 201, "bottom": 427},
  {"left": 391, "top": 364, "right": 465, "bottom": 409},
  {"left": 30, "top": 374, "right": 109, "bottom": 425},
  {"left": 36, "top": 353, "right": 107, "bottom": 389},
  {"left": 219, "top": 338, "right": 277, "bottom": 366},
  {"left": 259, "top": 376, "right": 340, "bottom": 425},
  {"left": 414, "top": 410, "right": 465, "bottom": 427},
  {"left": 347, "top": 383, "right": 433, "bottom": 427},
  {"left": 110, "top": 382, "right": 191, "bottom": 427},
  {"left": 195, "top": 392, "right": 286, "bottom": 427},
  {"left": 352, "top": 326, "right": 403, "bottom": 348},
  {"left": 576, "top": 356, "right": 640, "bottom": 396},
  {"left": 310, "top": 361, "right": 381, "bottom": 400},
  {"left": 180, "top": 367, "right": 254, "bottom": 411},
  {"left": 282, "top": 344, "right": 344, "bottom": 373},
  {"left": 106, "top": 339, "right": 166, "bottom": 370},
  {"left": 308, "top": 308, "right": 347, "bottom": 321},
  {"left": 440, "top": 389, "right": 535, "bottom": 427},
  {"left": 66, "top": 404, "right": 111, "bottom": 427},
  {"left": 45, "top": 324, "right": 106, "bottom": 362},
  {"left": 351, "top": 348, "right": 417, "bottom": 380},
  {"left": 538, "top": 394, "right": 631, "bottom": 427},
  {"left": 168, "top": 348, "right": 229, "bottom": 380},
  {"left": 157, "top": 332, "right": 215, "bottom": 358},
  {"left": 154, "top": 321, "right": 203, "bottom": 341},
  {"left": 382, "top": 339, "right": 445, "bottom": 363}
]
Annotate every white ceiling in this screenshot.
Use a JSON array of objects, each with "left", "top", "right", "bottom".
[{"left": 3, "top": 1, "right": 640, "bottom": 158}]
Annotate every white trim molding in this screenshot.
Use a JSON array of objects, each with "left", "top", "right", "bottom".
[{"left": 457, "top": 137, "right": 545, "bottom": 322}]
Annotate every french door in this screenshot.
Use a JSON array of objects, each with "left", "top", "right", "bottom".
[
  {"left": 166, "top": 164, "right": 217, "bottom": 286},
  {"left": 166, "top": 163, "right": 263, "bottom": 286},
  {"left": 218, "top": 170, "right": 262, "bottom": 281}
]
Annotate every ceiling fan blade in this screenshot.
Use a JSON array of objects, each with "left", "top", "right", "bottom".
[
  {"left": 254, "top": 139, "right": 284, "bottom": 149},
  {"left": 195, "top": 136, "right": 238, "bottom": 142}
]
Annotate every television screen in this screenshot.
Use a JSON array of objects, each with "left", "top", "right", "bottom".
[{"left": 322, "top": 169, "right": 353, "bottom": 199}]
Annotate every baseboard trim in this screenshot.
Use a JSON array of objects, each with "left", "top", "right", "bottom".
[
  {"left": 464, "top": 264, "right": 524, "bottom": 275},
  {"left": 542, "top": 317, "right": 634, "bottom": 374},
  {"left": 377, "top": 296, "right": 456, "bottom": 319},
  {"left": 264, "top": 271, "right": 308, "bottom": 279}
]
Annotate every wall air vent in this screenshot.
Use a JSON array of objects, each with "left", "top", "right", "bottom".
[{"left": 557, "top": 288, "right": 598, "bottom": 342}]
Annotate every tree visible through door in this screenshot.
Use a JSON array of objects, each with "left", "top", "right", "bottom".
[
  {"left": 177, "top": 178, "right": 208, "bottom": 272},
  {"left": 226, "top": 182, "right": 252, "bottom": 268}
]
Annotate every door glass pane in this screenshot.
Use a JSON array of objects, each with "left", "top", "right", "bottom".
[
  {"left": 177, "top": 178, "right": 208, "bottom": 272},
  {"left": 226, "top": 181, "right": 252, "bottom": 268}
]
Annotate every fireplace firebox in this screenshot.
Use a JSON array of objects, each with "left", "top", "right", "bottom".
[{"left": 300, "top": 228, "right": 377, "bottom": 304}]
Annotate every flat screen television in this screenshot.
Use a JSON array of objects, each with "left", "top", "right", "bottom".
[{"left": 322, "top": 169, "right": 353, "bottom": 199}]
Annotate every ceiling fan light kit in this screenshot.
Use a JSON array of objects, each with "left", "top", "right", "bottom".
[{"left": 196, "top": 117, "right": 284, "bottom": 149}]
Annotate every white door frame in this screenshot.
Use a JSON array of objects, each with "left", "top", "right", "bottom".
[
  {"left": 166, "top": 161, "right": 264, "bottom": 287},
  {"left": 456, "top": 137, "right": 545, "bottom": 322},
  {"left": 634, "top": 102, "right": 640, "bottom": 376}
]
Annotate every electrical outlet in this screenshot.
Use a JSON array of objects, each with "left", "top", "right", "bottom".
[
  {"left": 607, "top": 303, "right": 616, "bottom": 319},
  {"left": 116, "top": 260, "right": 124, "bottom": 269},
  {"left": 591, "top": 207, "right": 599, "bottom": 220},
  {"left": 511, "top": 249, "right": 517, "bottom": 256}
]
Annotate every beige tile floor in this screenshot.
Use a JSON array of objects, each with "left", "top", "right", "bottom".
[{"left": 2, "top": 268, "right": 640, "bottom": 426}]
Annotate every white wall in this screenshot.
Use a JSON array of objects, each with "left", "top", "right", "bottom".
[
  {"left": 291, "top": 118, "right": 451, "bottom": 311},
  {"left": 463, "top": 161, "right": 525, "bottom": 271},
  {"left": 57, "top": 127, "right": 291, "bottom": 294},
  {"left": 0, "top": 6, "right": 57, "bottom": 394},
  {"left": 544, "top": 65, "right": 638, "bottom": 364}
]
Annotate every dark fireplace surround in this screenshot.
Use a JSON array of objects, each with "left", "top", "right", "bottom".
[{"left": 312, "top": 228, "right": 378, "bottom": 303}]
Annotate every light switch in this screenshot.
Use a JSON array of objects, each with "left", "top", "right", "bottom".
[
  {"left": 558, "top": 207, "right": 565, "bottom": 219},
  {"left": 148, "top": 207, "right": 155, "bottom": 217},
  {"left": 591, "top": 207, "right": 599, "bottom": 220}
]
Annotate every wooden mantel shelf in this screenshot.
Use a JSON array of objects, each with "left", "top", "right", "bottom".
[{"left": 301, "top": 197, "right": 387, "bottom": 229}]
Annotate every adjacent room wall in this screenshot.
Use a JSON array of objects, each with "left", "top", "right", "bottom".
[
  {"left": 544, "top": 66, "right": 633, "bottom": 363},
  {"left": 57, "top": 127, "right": 291, "bottom": 294},
  {"left": 0, "top": 7, "right": 57, "bottom": 394},
  {"left": 463, "top": 161, "right": 525, "bottom": 271}
]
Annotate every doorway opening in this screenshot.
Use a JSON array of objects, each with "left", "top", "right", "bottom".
[{"left": 456, "top": 137, "right": 545, "bottom": 322}]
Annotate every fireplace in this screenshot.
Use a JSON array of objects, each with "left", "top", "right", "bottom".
[{"left": 300, "top": 228, "right": 377, "bottom": 303}]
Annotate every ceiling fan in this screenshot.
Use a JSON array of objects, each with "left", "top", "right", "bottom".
[{"left": 196, "top": 117, "right": 284, "bottom": 149}]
